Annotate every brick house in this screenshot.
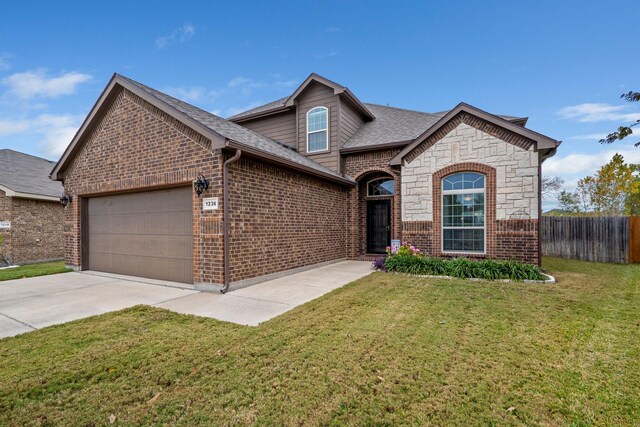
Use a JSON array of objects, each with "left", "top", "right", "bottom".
[
  {"left": 0, "top": 149, "right": 64, "bottom": 266},
  {"left": 50, "top": 73, "right": 560, "bottom": 290}
]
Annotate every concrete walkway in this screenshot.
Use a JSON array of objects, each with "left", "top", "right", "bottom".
[{"left": 0, "top": 261, "right": 372, "bottom": 338}]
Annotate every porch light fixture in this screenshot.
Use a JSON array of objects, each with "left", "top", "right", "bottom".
[
  {"left": 60, "top": 192, "right": 72, "bottom": 207},
  {"left": 193, "top": 174, "right": 209, "bottom": 197}
]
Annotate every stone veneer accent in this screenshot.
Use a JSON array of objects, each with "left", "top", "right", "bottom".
[
  {"left": 399, "top": 119, "right": 540, "bottom": 265},
  {"left": 402, "top": 122, "right": 539, "bottom": 222}
]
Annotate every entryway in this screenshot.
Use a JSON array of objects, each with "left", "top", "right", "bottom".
[{"left": 367, "top": 199, "right": 391, "bottom": 253}]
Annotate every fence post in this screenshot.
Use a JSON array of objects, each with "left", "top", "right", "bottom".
[{"left": 630, "top": 216, "right": 640, "bottom": 263}]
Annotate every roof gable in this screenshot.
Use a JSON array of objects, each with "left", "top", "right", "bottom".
[
  {"left": 389, "top": 103, "right": 560, "bottom": 166},
  {"left": 286, "top": 73, "right": 375, "bottom": 121},
  {"left": 229, "top": 73, "right": 375, "bottom": 123},
  {"left": 51, "top": 74, "right": 354, "bottom": 185}
]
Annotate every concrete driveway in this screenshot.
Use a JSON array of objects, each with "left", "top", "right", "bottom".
[{"left": 0, "top": 261, "right": 372, "bottom": 338}]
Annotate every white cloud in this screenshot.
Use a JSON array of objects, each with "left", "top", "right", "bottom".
[
  {"left": 155, "top": 23, "right": 195, "bottom": 48},
  {"left": 2, "top": 69, "right": 92, "bottom": 99},
  {"left": 0, "top": 55, "right": 10, "bottom": 71},
  {"left": 225, "top": 101, "right": 265, "bottom": 118},
  {"left": 162, "top": 86, "right": 207, "bottom": 103},
  {"left": 0, "top": 114, "right": 82, "bottom": 157},
  {"left": 32, "top": 114, "right": 82, "bottom": 157},
  {"left": 565, "top": 133, "right": 607, "bottom": 141},
  {"left": 558, "top": 103, "right": 640, "bottom": 123},
  {"left": 543, "top": 148, "right": 640, "bottom": 177},
  {"left": 0, "top": 119, "right": 29, "bottom": 136}
]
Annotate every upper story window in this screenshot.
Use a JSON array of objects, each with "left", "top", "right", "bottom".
[
  {"left": 307, "top": 106, "right": 328, "bottom": 153},
  {"left": 442, "top": 172, "right": 485, "bottom": 254},
  {"left": 368, "top": 178, "right": 395, "bottom": 197}
]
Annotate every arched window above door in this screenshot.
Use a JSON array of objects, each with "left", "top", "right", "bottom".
[{"left": 367, "top": 178, "right": 394, "bottom": 197}]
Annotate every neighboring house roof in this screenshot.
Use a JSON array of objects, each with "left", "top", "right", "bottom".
[
  {"left": 0, "top": 149, "right": 62, "bottom": 201},
  {"left": 389, "top": 102, "right": 561, "bottom": 166},
  {"left": 51, "top": 74, "right": 355, "bottom": 186}
]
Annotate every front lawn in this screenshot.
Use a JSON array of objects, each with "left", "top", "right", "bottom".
[
  {"left": 0, "top": 261, "right": 71, "bottom": 282},
  {"left": 0, "top": 257, "right": 638, "bottom": 425}
]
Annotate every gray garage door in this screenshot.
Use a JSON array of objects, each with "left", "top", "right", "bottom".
[{"left": 87, "top": 187, "right": 193, "bottom": 283}]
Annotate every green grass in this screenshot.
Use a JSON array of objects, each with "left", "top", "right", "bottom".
[
  {"left": 0, "top": 257, "right": 639, "bottom": 425},
  {"left": 0, "top": 261, "right": 71, "bottom": 282}
]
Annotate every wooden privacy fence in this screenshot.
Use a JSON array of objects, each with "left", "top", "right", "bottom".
[{"left": 541, "top": 216, "right": 640, "bottom": 263}]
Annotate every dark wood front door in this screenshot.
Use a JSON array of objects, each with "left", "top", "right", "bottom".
[{"left": 367, "top": 199, "right": 391, "bottom": 254}]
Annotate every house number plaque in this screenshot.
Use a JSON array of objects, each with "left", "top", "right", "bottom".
[{"left": 202, "top": 198, "right": 219, "bottom": 210}]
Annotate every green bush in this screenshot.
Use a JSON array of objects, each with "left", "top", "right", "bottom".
[{"left": 384, "top": 254, "right": 547, "bottom": 281}]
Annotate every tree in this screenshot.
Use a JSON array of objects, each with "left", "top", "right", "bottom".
[
  {"left": 542, "top": 176, "right": 564, "bottom": 199},
  {"left": 557, "top": 154, "right": 640, "bottom": 215},
  {"left": 599, "top": 91, "right": 640, "bottom": 146},
  {"left": 557, "top": 190, "right": 581, "bottom": 213}
]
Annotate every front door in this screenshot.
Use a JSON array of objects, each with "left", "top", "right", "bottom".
[{"left": 367, "top": 199, "right": 391, "bottom": 254}]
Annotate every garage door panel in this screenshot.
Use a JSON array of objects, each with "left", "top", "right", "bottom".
[
  {"left": 88, "top": 235, "right": 192, "bottom": 259},
  {"left": 89, "top": 213, "right": 192, "bottom": 236},
  {"left": 88, "top": 187, "right": 193, "bottom": 283}
]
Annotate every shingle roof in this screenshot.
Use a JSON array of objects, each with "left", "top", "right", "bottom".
[
  {"left": 342, "top": 103, "right": 445, "bottom": 149},
  {"left": 228, "top": 97, "right": 288, "bottom": 120},
  {"left": 119, "top": 76, "right": 352, "bottom": 183},
  {"left": 229, "top": 94, "right": 527, "bottom": 151},
  {"left": 0, "top": 149, "right": 62, "bottom": 198}
]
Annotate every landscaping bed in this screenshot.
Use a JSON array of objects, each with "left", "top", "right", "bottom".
[{"left": 374, "top": 242, "right": 551, "bottom": 282}]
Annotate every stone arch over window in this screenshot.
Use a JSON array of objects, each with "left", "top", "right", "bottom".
[{"left": 432, "top": 163, "right": 496, "bottom": 258}]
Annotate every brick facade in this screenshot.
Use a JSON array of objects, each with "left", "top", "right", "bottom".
[
  {"left": 227, "top": 157, "right": 348, "bottom": 282},
  {"left": 58, "top": 83, "right": 545, "bottom": 287},
  {"left": 343, "top": 149, "right": 401, "bottom": 258},
  {"left": 0, "top": 190, "right": 64, "bottom": 265},
  {"left": 61, "top": 88, "right": 225, "bottom": 285},
  {"left": 60, "top": 87, "right": 352, "bottom": 286}
]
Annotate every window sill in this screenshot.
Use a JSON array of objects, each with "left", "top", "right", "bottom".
[
  {"left": 306, "top": 149, "right": 331, "bottom": 155},
  {"left": 441, "top": 251, "right": 486, "bottom": 257}
]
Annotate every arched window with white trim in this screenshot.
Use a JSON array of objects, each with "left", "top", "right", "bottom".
[
  {"left": 442, "top": 172, "right": 485, "bottom": 253},
  {"left": 306, "top": 106, "right": 328, "bottom": 153}
]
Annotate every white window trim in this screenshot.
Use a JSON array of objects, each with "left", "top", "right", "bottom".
[
  {"left": 306, "top": 106, "right": 329, "bottom": 153},
  {"left": 367, "top": 177, "right": 395, "bottom": 197},
  {"left": 441, "top": 174, "right": 486, "bottom": 255}
]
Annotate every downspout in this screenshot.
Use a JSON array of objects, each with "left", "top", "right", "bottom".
[{"left": 221, "top": 148, "right": 242, "bottom": 293}]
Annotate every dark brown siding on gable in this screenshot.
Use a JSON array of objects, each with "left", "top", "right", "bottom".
[
  {"left": 241, "top": 110, "right": 297, "bottom": 148},
  {"left": 340, "top": 101, "right": 365, "bottom": 145},
  {"left": 297, "top": 82, "right": 340, "bottom": 172}
]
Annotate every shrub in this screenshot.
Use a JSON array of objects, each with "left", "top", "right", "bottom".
[
  {"left": 372, "top": 256, "right": 387, "bottom": 271},
  {"left": 383, "top": 243, "right": 547, "bottom": 281}
]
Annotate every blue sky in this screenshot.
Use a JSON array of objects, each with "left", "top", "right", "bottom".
[{"left": 1, "top": 1, "right": 638, "bottom": 208}]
